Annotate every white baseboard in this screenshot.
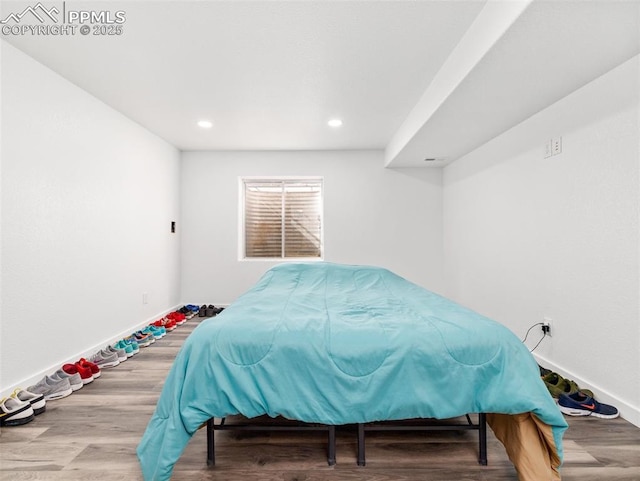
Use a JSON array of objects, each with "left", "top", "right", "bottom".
[
  {"left": 534, "top": 353, "right": 640, "bottom": 428},
  {"left": 0, "top": 304, "right": 183, "bottom": 400}
]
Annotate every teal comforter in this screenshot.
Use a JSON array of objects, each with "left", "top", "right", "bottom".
[{"left": 138, "top": 263, "right": 567, "bottom": 480}]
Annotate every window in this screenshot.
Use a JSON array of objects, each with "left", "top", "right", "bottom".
[{"left": 242, "top": 178, "right": 323, "bottom": 259}]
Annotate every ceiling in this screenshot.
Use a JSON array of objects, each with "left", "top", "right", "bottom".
[{"left": 2, "top": 1, "right": 639, "bottom": 166}]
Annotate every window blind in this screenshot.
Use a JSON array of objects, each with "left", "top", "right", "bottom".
[{"left": 244, "top": 179, "right": 322, "bottom": 258}]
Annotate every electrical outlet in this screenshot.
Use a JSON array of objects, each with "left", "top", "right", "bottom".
[
  {"left": 542, "top": 317, "right": 552, "bottom": 336},
  {"left": 551, "top": 136, "right": 562, "bottom": 155}
]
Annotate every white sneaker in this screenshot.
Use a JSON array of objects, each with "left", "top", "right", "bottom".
[
  {"left": 11, "top": 388, "right": 46, "bottom": 415},
  {"left": 0, "top": 397, "right": 35, "bottom": 426}
]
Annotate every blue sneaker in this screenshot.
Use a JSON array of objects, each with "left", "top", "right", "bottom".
[
  {"left": 113, "top": 340, "right": 135, "bottom": 357},
  {"left": 558, "top": 392, "right": 619, "bottom": 419},
  {"left": 186, "top": 304, "right": 200, "bottom": 313},
  {"left": 142, "top": 325, "right": 165, "bottom": 339},
  {"left": 119, "top": 338, "right": 140, "bottom": 355}
]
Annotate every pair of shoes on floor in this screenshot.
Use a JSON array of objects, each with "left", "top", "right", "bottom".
[
  {"left": 165, "top": 310, "right": 190, "bottom": 326},
  {"left": 558, "top": 391, "right": 619, "bottom": 419},
  {"left": 11, "top": 388, "right": 46, "bottom": 416},
  {"left": 127, "top": 331, "right": 154, "bottom": 348},
  {"left": 113, "top": 338, "right": 140, "bottom": 357},
  {"left": 186, "top": 304, "right": 200, "bottom": 314},
  {"left": 202, "top": 304, "right": 224, "bottom": 317},
  {"left": 105, "top": 344, "right": 129, "bottom": 363},
  {"left": 77, "top": 358, "right": 101, "bottom": 379},
  {"left": 62, "top": 361, "right": 96, "bottom": 385},
  {"left": 0, "top": 389, "right": 42, "bottom": 426},
  {"left": 168, "top": 311, "right": 186, "bottom": 325},
  {"left": 50, "top": 368, "right": 84, "bottom": 392},
  {"left": 153, "top": 317, "right": 177, "bottom": 331},
  {"left": 87, "top": 348, "right": 120, "bottom": 369},
  {"left": 177, "top": 306, "right": 197, "bottom": 320},
  {"left": 142, "top": 324, "right": 166, "bottom": 339},
  {"left": 542, "top": 371, "right": 594, "bottom": 399},
  {"left": 27, "top": 375, "right": 73, "bottom": 401}
]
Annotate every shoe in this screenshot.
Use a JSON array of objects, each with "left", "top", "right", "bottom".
[
  {"left": 205, "top": 304, "right": 223, "bottom": 317},
  {"left": 51, "top": 368, "right": 83, "bottom": 391},
  {"left": 11, "top": 388, "right": 46, "bottom": 415},
  {"left": 142, "top": 325, "right": 165, "bottom": 339},
  {"left": 0, "top": 397, "right": 35, "bottom": 426},
  {"left": 560, "top": 378, "right": 594, "bottom": 399},
  {"left": 539, "top": 364, "right": 552, "bottom": 377},
  {"left": 153, "top": 317, "right": 177, "bottom": 331},
  {"left": 78, "top": 358, "right": 101, "bottom": 379},
  {"left": 199, "top": 305, "right": 207, "bottom": 317},
  {"left": 113, "top": 340, "right": 134, "bottom": 357},
  {"left": 558, "top": 392, "right": 619, "bottom": 419},
  {"left": 167, "top": 317, "right": 179, "bottom": 329},
  {"left": 167, "top": 312, "right": 186, "bottom": 325},
  {"left": 125, "top": 338, "right": 140, "bottom": 354},
  {"left": 170, "top": 312, "right": 186, "bottom": 325},
  {"left": 542, "top": 372, "right": 564, "bottom": 398},
  {"left": 115, "top": 339, "right": 138, "bottom": 356},
  {"left": 128, "top": 332, "right": 153, "bottom": 347},
  {"left": 87, "top": 349, "right": 120, "bottom": 369},
  {"left": 135, "top": 331, "right": 155, "bottom": 345},
  {"left": 187, "top": 304, "right": 200, "bottom": 313},
  {"left": 105, "top": 345, "right": 127, "bottom": 362},
  {"left": 177, "top": 307, "right": 193, "bottom": 319},
  {"left": 63, "top": 362, "right": 94, "bottom": 384},
  {"left": 28, "top": 375, "right": 73, "bottom": 401},
  {"left": 542, "top": 372, "right": 594, "bottom": 398}
]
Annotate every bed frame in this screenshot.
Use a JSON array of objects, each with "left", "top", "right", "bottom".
[
  {"left": 206, "top": 417, "right": 337, "bottom": 466},
  {"left": 206, "top": 414, "right": 487, "bottom": 467},
  {"left": 356, "top": 414, "right": 487, "bottom": 466}
]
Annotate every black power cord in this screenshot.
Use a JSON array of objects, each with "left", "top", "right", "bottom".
[{"left": 521, "top": 322, "right": 547, "bottom": 353}]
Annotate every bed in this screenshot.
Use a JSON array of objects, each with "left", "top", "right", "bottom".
[{"left": 137, "top": 262, "right": 567, "bottom": 481}]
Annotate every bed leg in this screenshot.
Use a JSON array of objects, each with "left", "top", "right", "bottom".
[
  {"left": 357, "top": 423, "right": 365, "bottom": 466},
  {"left": 478, "top": 413, "right": 487, "bottom": 466},
  {"left": 207, "top": 418, "right": 215, "bottom": 466},
  {"left": 327, "top": 425, "right": 336, "bottom": 466}
]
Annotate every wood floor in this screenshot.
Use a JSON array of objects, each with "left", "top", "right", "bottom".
[{"left": 1, "top": 317, "right": 639, "bottom": 480}]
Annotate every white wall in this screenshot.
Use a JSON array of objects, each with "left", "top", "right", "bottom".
[
  {"left": 0, "top": 42, "right": 181, "bottom": 395},
  {"left": 180, "top": 150, "right": 443, "bottom": 304},
  {"left": 443, "top": 55, "right": 640, "bottom": 425}
]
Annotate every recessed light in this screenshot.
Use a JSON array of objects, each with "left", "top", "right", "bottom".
[
  {"left": 197, "top": 120, "right": 213, "bottom": 129},
  {"left": 327, "top": 119, "right": 342, "bottom": 128}
]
